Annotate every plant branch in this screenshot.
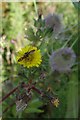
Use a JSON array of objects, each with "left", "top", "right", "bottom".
[
  {"left": 3, "top": 101, "right": 15, "bottom": 113},
  {"left": 0, "top": 86, "right": 18, "bottom": 104}
]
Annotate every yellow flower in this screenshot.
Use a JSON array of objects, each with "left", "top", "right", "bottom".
[
  {"left": 16, "top": 45, "right": 42, "bottom": 68},
  {"left": 51, "top": 98, "right": 59, "bottom": 107}
]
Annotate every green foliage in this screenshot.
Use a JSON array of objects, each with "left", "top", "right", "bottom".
[
  {"left": 65, "top": 71, "right": 78, "bottom": 118},
  {"left": 1, "top": 2, "right": 79, "bottom": 119},
  {"left": 24, "top": 99, "right": 44, "bottom": 113},
  {"left": 72, "top": 1, "right": 80, "bottom": 10}
]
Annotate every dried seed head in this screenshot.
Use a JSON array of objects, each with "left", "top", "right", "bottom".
[
  {"left": 16, "top": 91, "right": 32, "bottom": 112},
  {"left": 44, "top": 13, "right": 64, "bottom": 37},
  {"left": 51, "top": 98, "right": 59, "bottom": 107},
  {"left": 39, "top": 72, "right": 46, "bottom": 79},
  {"left": 49, "top": 47, "right": 76, "bottom": 73},
  {"left": 16, "top": 99, "right": 27, "bottom": 112}
]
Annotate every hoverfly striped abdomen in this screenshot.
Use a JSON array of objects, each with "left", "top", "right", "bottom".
[{"left": 18, "top": 50, "right": 35, "bottom": 62}]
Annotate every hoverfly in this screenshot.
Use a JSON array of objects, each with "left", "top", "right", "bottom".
[{"left": 18, "top": 50, "right": 35, "bottom": 62}]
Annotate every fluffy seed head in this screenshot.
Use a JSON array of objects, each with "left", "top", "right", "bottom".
[{"left": 49, "top": 47, "right": 76, "bottom": 73}]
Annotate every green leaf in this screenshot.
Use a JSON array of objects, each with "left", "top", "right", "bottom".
[
  {"left": 28, "top": 99, "right": 43, "bottom": 108},
  {"left": 65, "top": 72, "right": 78, "bottom": 118},
  {"left": 12, "top": 99, "right": 43, "bottom": 114},
  {"left": 72, "top": 1, "right": 80, "bottom": 10},
  {"left": 24, "top": 99, "right": 44, "bottom": 113},
  {"left": 25, "top": 108, "right": 44, "bottom": 113}
]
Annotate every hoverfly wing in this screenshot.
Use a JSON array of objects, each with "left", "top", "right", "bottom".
[
  {"left": 23, "top": 50, "right": 35, "bottom": 58},
  {"left": 28, "top": 50, "right": 35, "bottom": 55}
]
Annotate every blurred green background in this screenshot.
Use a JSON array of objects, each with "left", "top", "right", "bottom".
[{"left": 0, "top": 1, "right": 79, "bottom": 119}]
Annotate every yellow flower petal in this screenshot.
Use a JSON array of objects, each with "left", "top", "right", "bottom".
[{"left": 16, "top": 45, "right": 42, "bottom": 68}]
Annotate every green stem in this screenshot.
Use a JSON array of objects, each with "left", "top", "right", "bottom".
[
  {"left": 62, "top": 34, "right": 73, "bottom": 48},
  {"left": 70, "top": 38, "right": 78, "bottom": 48},
  {"left": 60, "top": 23, "right": 78, "bottom": 34},
  {"left": 33, "top": 0, "right": 38, "bottom": 16}
]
